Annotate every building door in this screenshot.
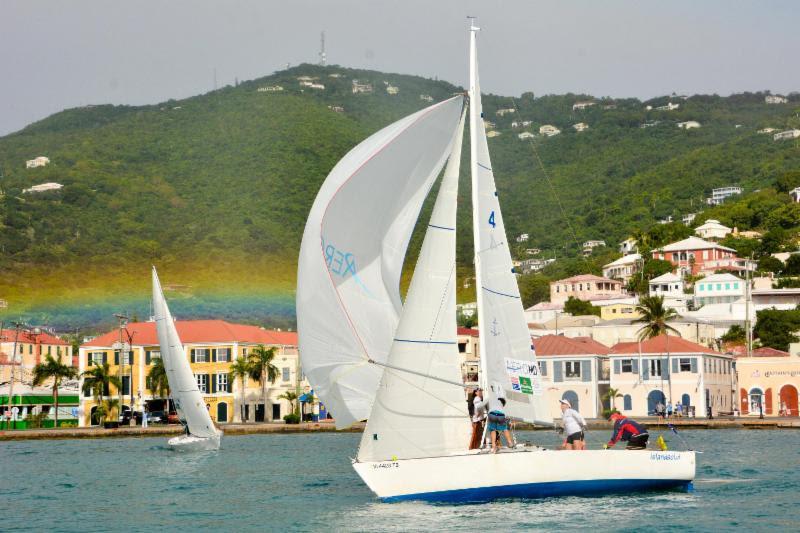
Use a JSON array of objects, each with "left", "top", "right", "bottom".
[
  {"left": 647, "top": 390, "right": 666, "bottom": 416},
  {"left": 561, "top": 391, "right": 579, "bottom": 412},
  {"left": 683, "top": 393, "right": 691, "bottom": 409},
  {"left": 90, "top": 406, "right": 101, "bottom": 426},
  {"left": 272, "top": 403, "right": 281, "bottom": 421},
  {"left": 779, "top": 385, "right": 799, "bottom": 416},
  {"left": 217, "top": 402, "right": 228, "bottom": 423},
  {"left": 749, "top": 388, "right": 763, "bottom": 415},
  {"left": 255, "top": 403, "right": 265, "bottom": 422},
  {"left": 244, "top": 404, "right": 250, "bottom": 422}
]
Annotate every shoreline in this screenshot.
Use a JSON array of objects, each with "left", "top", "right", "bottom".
[{"left": 2, "top": 417, "right": 799, "bottom": 441}]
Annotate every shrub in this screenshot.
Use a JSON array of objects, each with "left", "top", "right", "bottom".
[{"left": 283, "top": 413, "right": 300, "bottom": 424}]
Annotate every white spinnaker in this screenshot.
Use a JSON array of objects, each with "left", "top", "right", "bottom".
[
  {"left": 469, "top": 27, "right": 551, "bottom": 425},
  {"left": 297, "top": 96, "right": 465, "bottom": 429},
  {"left": 357, "top": 110, "right": 470, "bottom": 462},
  {"left": 152, "top": 267, "right": 219, "bottom": 439}
]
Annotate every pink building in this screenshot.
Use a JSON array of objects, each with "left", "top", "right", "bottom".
[
  {"left": 651, "top": 236, "right": 742, "bottom": 276},
  {"left": 550, "top": 274, "right": 625, "bottom": 304}
]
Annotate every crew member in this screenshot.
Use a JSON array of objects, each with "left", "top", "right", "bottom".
[
  {"left": 604, "top": 413, "right": 649, "bottom": 450},
  {"left": 469, "top": 388, "right": 487, "bottom": 449},
  {"left": 559, "top": 399, "right": 587, "bottom": 450}
]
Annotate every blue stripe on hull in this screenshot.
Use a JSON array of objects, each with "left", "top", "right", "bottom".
[{"left": 381, "top": 478, "right": 692, "bottom": 503}]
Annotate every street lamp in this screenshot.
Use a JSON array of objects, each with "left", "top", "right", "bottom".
[{"left": 113, "top": 313, "right": 129, "bottom": 425}]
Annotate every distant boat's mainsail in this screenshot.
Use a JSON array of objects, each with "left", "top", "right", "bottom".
[
  {"left": 297, "top": 96, "right": 465, "bottom": 429},
  {"left": 152, "top": 267, "right": 219, "bottom": 439},
  {"left": 357, "top": 110, "right": 470, "bottom": 462},
  {"left": 469, "top": 27, "right": 550, "bottom": 425}
]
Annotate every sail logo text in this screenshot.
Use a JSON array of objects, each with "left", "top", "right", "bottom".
[
  {"left": 322, "top": 239, "right": 358, "bottom": 278},
  {"left": 650, "top": 452, "right": 681, "bottom": 461}
]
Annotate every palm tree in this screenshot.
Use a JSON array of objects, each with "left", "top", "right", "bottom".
[
  {"left": 248, "top": 345, "right": 279, "bottom": 422},
  {"left": 231, "top": 356, "right": 251, "bottom": 423},
  {"left": 148, "top": 357, "right": 170, "bottom": 413},
  {"left": 95, "top": 398, "right": 120, "bottom": 424},
  {"left": 277, "top": 390, "right": 298, "bottom": 416},
  {"left": 603, "top": 387, "right": 623, "bottom": 411},
  {"left": 81, "top": 363, "right": 122, "bottom": 424},
  {"left": 32, "top": 354, "right": 77, "bottom": 428},
  {"left": 634, "top": 295, "right": 679, "bottom": 341},
  {"left": 302, "top": 393, "right": 317, "bottom": 421}
]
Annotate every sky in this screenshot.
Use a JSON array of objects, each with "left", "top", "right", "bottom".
[{"left": 1, "top": 0, "right": 799, "bottom": 135}]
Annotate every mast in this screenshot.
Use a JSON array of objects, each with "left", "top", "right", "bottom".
[{"left": 468, "top": 19, "right": 488, "bottom": 392}]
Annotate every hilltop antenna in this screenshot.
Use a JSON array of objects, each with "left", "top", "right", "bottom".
[
  {"left": 213, "top": 68, "right": 218, "bottom": 90},
  {"left": 319, "top": 31, "right": 327, "bottom": 66}
]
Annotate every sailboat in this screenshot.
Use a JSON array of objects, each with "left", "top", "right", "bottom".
[
  {"left": 152, "top": 267, "right": 222, "bottom": 451},
  {"left": 297, "top": 23, "right": 695, "bottom": 502}
]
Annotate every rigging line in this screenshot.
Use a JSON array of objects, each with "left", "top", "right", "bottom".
[
  {"left": 367, "top": 358, "right": 473, "bottom": 389},
  {"left": 504, "top": 96, "right": 592, "bottom": 270}
]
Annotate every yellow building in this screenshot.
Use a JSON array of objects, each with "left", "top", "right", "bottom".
[
  {"left": 734, "top": 347, "right": 800, "bottom": 417},
  {"left": 78, "top": 320, "right": 302, "bottom": 427},
  {"left": 599, "top": 303, "right": 642, "bottom": 321}
]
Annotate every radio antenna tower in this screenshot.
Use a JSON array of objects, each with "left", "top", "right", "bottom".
[{"left": 319, "top": 31, "right": 327, "bottom": 66}]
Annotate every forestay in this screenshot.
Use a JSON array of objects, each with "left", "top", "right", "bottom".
[
  {"left": 152, "top": 267, "right": 219, "bottom": 438},
  {"left": 297, "top": 96, "right": 465, "bottom": 429},
  {"left": 357, "top": 110, "right": 470, "bottom": 462},
  {"left": 468, "top": 27, "right": 550, "bottom": 425}
]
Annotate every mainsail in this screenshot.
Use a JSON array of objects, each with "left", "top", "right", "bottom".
[
  {"left": 357, "top": 110, "right": 470, "bottom": 462},
  {"left": 297, "top": 96, "right": 465, "bottom": 428},
  {"left": 469, "top": 25, "right": 551, "bottom": 425},
  {"left": 152, "top": 267, "right": 219, "bottom": 439}
]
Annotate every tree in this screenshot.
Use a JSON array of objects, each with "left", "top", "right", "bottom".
[
  {"left": 774, "top": 170, "right": 800, "bottom": 193},
  {"left": 248, "top": 345, "right": 279, "bottom": 422},
  {"left": 783, "top": 254, "right": 800, "bottom": 276},
  {"left": 603, "top": 387, "right": 623, "bottom": 411},
  {"left": 231, "top": 356, "right": 251, "bottom": 423},
  {"left": 148, "top": 357, "right": 170, "bottom": 412},
  {"left": 757, "top": 256, "right": 784, "bottom": 274},
  {"left": 301, "top": 393, "right": 317, "bottom": 421},
  {"left": 81, "top": 363, "right": 121, "bottom": 423},
  {"left": 754, "top": 308, "right": 800, "bottom": 351},
  {"left": 518, "top": 274, "right": 551, "bottom": 309},
  {"left": 721, "top": 325, "right": 746, "bottom": 344},
  {"left": 32, "top": 354, "right": 78, "bottom": 428},
  {"left": 563, "top": 296, "right": 601, "bottom": 317},
  {"left": 634, "top": 295, "right": 679, "bottom": 341},
  {"left": 277, "top": 390, "right": 299, "bottom": 416},
  {"left": 628, "top": 258, "right": 674, "bottom": 295}
]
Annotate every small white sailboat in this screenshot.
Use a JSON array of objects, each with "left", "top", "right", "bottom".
[
  {"left": 298, "top": 23, "right": 694, "bottom": 502},
  {"left": 152, "top": 267, "right": 222, "bottom": 451}
]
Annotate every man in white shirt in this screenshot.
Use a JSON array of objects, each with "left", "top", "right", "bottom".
[
  {"left": 559, "top": 399, "right": 587, "bottom": 450},
  {"left": 469, "top": 388, "right": 487, "bottom": 449}
]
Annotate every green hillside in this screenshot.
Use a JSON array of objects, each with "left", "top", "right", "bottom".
[{"left": 1, "top": 63, "right": 799, "bottom": 330}]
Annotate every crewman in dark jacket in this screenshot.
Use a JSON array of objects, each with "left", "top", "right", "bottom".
[{"left": 605, "top": 413, "right": 649, "bottom": 449}]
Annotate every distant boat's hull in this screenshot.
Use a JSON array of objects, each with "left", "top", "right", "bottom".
[
  {"left": 168, "top": 432, "right": 222, "bottom": 452},
  {"left": 353, "top": 448, "right": 695, "bottom": 502}
]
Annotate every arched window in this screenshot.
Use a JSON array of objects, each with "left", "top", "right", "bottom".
[
  {"left": 681, "top": 393, "right": 690, "bottom": 407},
  {"left": 623, "top": 394, "right": 632, "bottom": 411},
  {"left": 562, "top": 390, "right": 579, "bottom": 412},
  {"left": 749, "top": 388, "right": 764, "bottom": 415}
]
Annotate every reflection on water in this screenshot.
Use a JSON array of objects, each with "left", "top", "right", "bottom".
[{"left": 1, "top": 430, "right": 798, "bottom": 531}]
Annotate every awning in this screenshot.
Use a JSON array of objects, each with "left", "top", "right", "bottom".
[{"left": 299, "top": 393, "right": 310, "bottom": 402}]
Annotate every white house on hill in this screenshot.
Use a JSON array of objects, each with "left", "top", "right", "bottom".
[
  {"left": 694, "top": 219, "right": 732, "bottom": 240},
  {"left": 602, "top": 253, "right": 641, "bottom": 284}
]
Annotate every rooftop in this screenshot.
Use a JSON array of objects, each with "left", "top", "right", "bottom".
[
  {"left": 603, "top": 253, "right": 641, "bottom": 268},
  {"left": 554, "top": 274, "right": 620, "bottom": 284},
  {"left": 610, "top": 334, "right": 721, "bottom": 356},
  {"left": 695, "top": 219, "right": 731, "bottom": 231},
  {"left": 533, "top": 335, "right": 610, "bottom": 356},
  {"left": 82, "top": 320, "right": 297, "bottom": 348},
  {"left": 0, "top": 329, "right": 69, "bottom": 346},
  {"left": 650, "top": 272, "right": 682, "bottom": 283}
]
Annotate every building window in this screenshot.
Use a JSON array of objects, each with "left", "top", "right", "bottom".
[
  {"left": 91, "top": 352, "right": 104, "bottom": 365},
  {"left": 242, "top": 347, "right": 248, "bottom": 356},
  {"left": 195, "top": 349, "right": 208, "bottom": 363},
  {"left": 734, "top": 283, "right": 739, "bottom": 289},
  {"left": 282, "top": 367, "right": 290, "bottom": 382},
  {"left": 699, "top": 284, "right": 704, "bottom": 291},
  {"left": 217, "top": 348, "right": 231, "bottom": 362},
  {"left": 679, "top": 358, "right": 691, "bottom": 372},
  {"left": 150, "top": 351, "right": 161, "bottom": 361},
  {"left": 716, "top": 284, "right": 721, "bottom": 290},
  {"left": 565, "top": 361, "right": 581, "bottom": 379},
  {"left": 623, "top": 394, "right": 632, "bottom": 410},
  {"left": 725, "top": 283, "right": 730, "bottom": 290},
  {"left": 621, "top": 359, "right": 633, "bottom": 373},
  {"left": 458, "top": 342, "right": 467, "bottom": 353},
  {"left": 121, "top": 375, "right": 131, "bottom": 396},
  {"left": 649, "top": 359, "right": 662, "bottom": 377},
  {"left": 196, "top": 374, "right": 208, "bottom": 393},
  {"left": 216, "top": 373, "right": 229, "bottom": 393}
]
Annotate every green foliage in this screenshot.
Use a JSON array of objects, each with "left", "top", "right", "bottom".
[
  {"left": 754, "top": 308, "right": 800, "bottom": 351},
  {"left": 775, "top": 170, "right": 800, "bottom": 193},
  {"left": 518, "top": 274, "right": 551, "bottom": 309},
  {"left": 757, "top": 255, "right": 784, "bottom": 274},
  {"left": 283, "top": 413, "right": 300, "bottom": 424},
  {"left": 563, "top": 296, "right": 601, "bottom": 317},
  {"left": 627, "top": 258, "right": 674, "bottom": 295},
  {"left": 634, "top": 295, "right": 679, "bottom": 340},
  {"left": 148, "top": 357, "right": 169, "bottom": 400},
  {"left": 721, "top": 325, "right": 746, "bottom": 344},
  {"left": 784, "top": 255, "right": 800, "bottom": 275},
  {"left": 775, "top": 277, "right": 800, "bottom": 288}
]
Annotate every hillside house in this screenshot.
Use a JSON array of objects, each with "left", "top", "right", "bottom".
[
  {"left": 790, "top": 187, "right": 800, "bottom": 202},
  {"left": 296, "top": 76, "right": 316, "bottom": 82},
  {"left": 550, "top": 274, "right": 625, "bottom": 305},
  {"left": 757, "top": 127, "right": 777, "bottom": 134},
  {"left": 518, "top": 132, "right": 535, "bottom": 140},
  {"left": 706, "top": 186, "right": 742, "bottom": 206},
  {"left": 327, "top": 105, "right": 345, "bottom": 113},
  {"left": 678, "top": 121, "right": 701, "bottom": 129},
  {"left": 572, "top": 122, "right": 589, "bottom": 132},
  {"left": 25, "top": 156, "right": 50, "bottom": 169},
  {"left": 328, "top": 73, "right": 343, "bottom": 78},
  {"left": 649, "top": 272, "right": 684, "bottom": 299},
  {"left": 419, "top": 94, "right": 433, "bottom": 102},
  {"left": 23, "top": 182, "right": 63, "bottom": 194},
  {"left": 518, "top": 258, "right": 555, "bottom": 274},
  {"left": 774, "top": 129, "right": 800, "bottom": 141},
  {"left": 351, "top": 80, "right": 373, "bottom": 94},
  {"left": 386, "top": 85, "right": 399, "bottom": 95},
  {"left": 572, "top": 101, "right": 595, "bottom": 110},
  {"left": 652, "top": 236, "right": 739, "bottom": 275},
  {"left": 765, "top": 95, "right": 788, "bottom": 104},
  {"left": 484, "top": 121, "right": 496, "bottom": 130},
  {"left": 582, "top": 240, "right": 606, "bottom": 256},
  {"left": 599, "top": 304, "right": 641, "bottom": 321},
  {"left": 257, "top": 85, "right": 284, "bottom": 92},
  {"left": 694, "top": 219, "right": 732, "bottom": 240},
  {"left": 526, "top": 248, "right": 541, "bottom": 255},
  {"left": 516, "top": 233, "right": 529, "bottom": 243},
  {"left": 619, "top": 237, "right": 637, "bottom": 255},
  {"left": 655, "top": 102, "right": 680, "bottom": 111},
  {"left": 602, "top": 253, "right": 641, "bottom": 284},
  {"left": 496, "top": 108, "right": 515, "bottom": 116},
  {"left": 309, "top": 83, "right": 325, "bottom": 90},
  {"left": 511, "top": 120, "right": 532, "bottom": 128},
  {"left": 682, "top": 213, "right": 697, "bottom": 225},
  {"left": 694, "top": 273, "right": 745, "bottom": 306},
  {"left": 539, "top": 125, "right": 561, "bottom": 137},
  {"left": 486, "top": 130, "right": 502, "bottom": 138}
]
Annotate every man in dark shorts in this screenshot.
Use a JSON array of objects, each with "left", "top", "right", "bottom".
[{"left": 605, "top": 413, "right": 649, "bottom": 450}]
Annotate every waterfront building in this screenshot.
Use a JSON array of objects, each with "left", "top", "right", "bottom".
[
  {"left": 78, "top": 320, "right": 304, "bottom": 427},
  {"left": 734, "top": 348, "right": 800, "bottom": 416},
  {"left": 533, "top": 335, "right": 610, "bottom": 419},
  {"left": 602, "top": 253, "right": 641, "bottom": 284},
  {"left": 694, "top": 219, "right": 732, "bottom": 240},
  {"left": 0, "top": 328, "right": 76, "bottom": 427},
  {"left": 457, "top": 327, "right": 480, "bottom": 386},
  {"left": 609, "top": 335, "right": 736, "bottom": 417},
  {"left": 550, "top": 274, "right": 625, "bottom": 305}
]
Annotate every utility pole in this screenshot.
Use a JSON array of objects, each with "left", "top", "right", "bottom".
[
  {"left": 745, "top": 255, "right": 753, "bottom": 358},
  {"left": 319, "top": 31, "right": 326, "bottom": 66},
  {"left": 113, "top": 313, "right": 129, "bottom": 424},
  {"left": 6, "top": 322, "right": 25, "bottom": 430}
]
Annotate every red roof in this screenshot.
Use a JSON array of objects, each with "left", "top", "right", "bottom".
[
  {"left": 533, "top": 335, "right": 610, "bottom": 356},
  {"left": 457, "top": 327, "right": 479, "bottom": 337},
  {"left": 0, "top": 329, "right": 69, "bottom": 346},
  {"left": 728, "top": 345, "right": 790, "bottom": 358},
  {"left": 82, "top": 320, "right": 297, "bottom": 348},
  {"left": 610, "top": 334, "right": 720, "bottom": 356}
]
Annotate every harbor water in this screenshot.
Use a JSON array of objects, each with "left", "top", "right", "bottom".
[{"left": 2, "top": 429, "right": 798, "bottom": 531}]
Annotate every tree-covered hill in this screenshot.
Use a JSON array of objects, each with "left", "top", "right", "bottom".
[{"left": 1, "top": 63, "right": 798, "bottom": 330}]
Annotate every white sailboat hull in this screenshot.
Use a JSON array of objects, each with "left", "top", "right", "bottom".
[
  {"left": 354, "top": 448, "right": 695, "bottom": 502},
  {"left": 168, "top": 431, "right": 222, "bottom": 452}
]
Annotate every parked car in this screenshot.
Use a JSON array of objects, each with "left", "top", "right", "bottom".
[
  {"left": 167, "top": 412, "right": 181, "bottom": 424},
  {"left": 146, "top": 411, "right": 167, "bottom": 424},
  {"left": 119, "top": 406, "right": 133, "bottom": 425}
]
